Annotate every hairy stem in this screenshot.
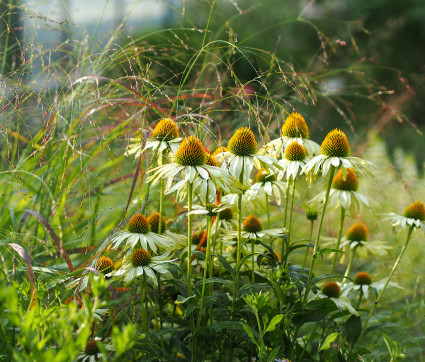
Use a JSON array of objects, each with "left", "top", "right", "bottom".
[
  {"left": 303, "top": 166, "right": 335, "bottom": 302},
  {"left": 331, "top": 207, "right": 346, "bottom": 275},
  {"left": 302, "top": 219, "right": 315, "bottom": 272}
]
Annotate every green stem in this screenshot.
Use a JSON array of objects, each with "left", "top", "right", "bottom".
[
  {"left": 302, "top": 219, "right": 315, "bottom": 272},
  {"left": 265, "top": 193, "right": 271, "bottom": 230},
  {"left": 198, "top": 215, "right": 213, "bottom": 329},
  {"left": 255, "top": 311, "right": 264, "bottom": 361},
  {"left": 156, "top": 274, "right": 164, "bottom": 348},
  {"left": 234, "top": 171, "right": 244, "bottom": 303},
  {"left": 251, "top": 239, "right": 255, "bottom": 282},
  {"left": 281, "top": 180, "right": 291, "bottom": 258},
  {"left": 187, "top": 182, "right": 194, "bottom": 295},
  {"left": 330, "top": 207, "right": 346, "bottom": 275},
  {"left": 342, "top": 247, "right": 356, "bottom": 284},
  {"left": 358, "top": 226, "right": 414, "bottom": 341},
  {"left": 357, "top": 288, "right": 363, "bottom": 309},
  {"left": 287, "top": 178, "right": 297, "bottom": 242},
  {"left": 158, "top": 152, "right": 165, "bottom": 234},
  {"left": 303, "top": 166, "right": 336, "bottom": 302},
  {"left": 187, "top": 182, "right": 196, "bottom": 361},
  {"left": 140, "top": 275, "right": 148, "bottom": 334}
]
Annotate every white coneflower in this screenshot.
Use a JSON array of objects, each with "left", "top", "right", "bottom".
[
  {"left": 260, "top": 112, "right": 320, "bottom": 158},
  {"left": 307, "top": 281, "right": 358, "bottom": 316},
  {"left": 111, "top": 213, "right": 173, "bottom": 253},
  {"left": 302, "top": 129, "right": 373, "bottom": 177},
  {"left": 113, "top": 248, "right": 174, "bottom": 284},
  {"left": 126, "top": 118, "right": 182, "bottom": 158}
]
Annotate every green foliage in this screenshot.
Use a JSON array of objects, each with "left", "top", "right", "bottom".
[{"left": 0, "top": 1, "right": 424, "bottom": 361}]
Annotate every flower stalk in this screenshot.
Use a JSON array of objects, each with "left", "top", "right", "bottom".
[
  {"left": 331, "top": 207, "right": 346, "bottom": 275},
  {"left": 303, "top": 166, "right": 336, "bottom": 302},
  {"left": 358, "top": 226, "right": 414, "bottom": 341}
]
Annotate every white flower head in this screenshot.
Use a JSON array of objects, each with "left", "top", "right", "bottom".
[
  {"left": 301, "top": 129, "right": 373, "bottom": 178},
  {"left": 111, "top": 213, "right": 174, "bottom": 253},
  {"left": 309, "top": 281, "right": 359, "bottom": 316},
  {"left": 259, "top": 112, "right": 320, "bottom": 158},
  {"left": 112, "top": 249, "right": 174, "bottom": 284},
  {"left": 148, "top": 136, "right": 244, "bottom": 202},
  {"left": 384, "top": 201, "right": 425, "bottom": 231},
  {"left": 342, "top": 272, "right": 403, "bottom": 300},
  {"left": 216, "top": 127, "right": 280, "bottom": 185},
  {"left": 125, "top": 118, "right": 182, "bottom": 159},
  {"left": 76, "top": 338, "right": 114, "bottom": 362}
]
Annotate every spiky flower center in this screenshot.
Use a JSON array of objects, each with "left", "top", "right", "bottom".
[
  {"left": 131, "top": 249, "right": 152, "bottom": 267},
  {"left": 219, "top": 208, "right": 233, "bottom": 220},
  {"left": 147, "top": 212, "right": 167, "bottom": 234},
  {"left": 212, "top": 146, "right": 229, "bottom": 157},
  {"left": 192, "top": 230, "right": 207, "bottom": 245},
  {"left": 96, "top": 256, "right": 113, "bottom": 274},
  {"left": 321, "top": 129, "right": 351, "bottom": 158},
  {"left": 281, "top": 112, "right": 309, "bottom": 139},
  {"left": 228, "top": 127, "right": 258, "bottom": 156},
  {"left": 128, "top": 213, "right": 150, "bottom": 234},
  {"left": 84, "top": 340, "right": 99, "bottom": 355},
  {"left": 403, "top": 201, "right": 425, "bottom": 221},
  {"left": 175, "top": 136, "right": 207, "bottom": 166},
  {"left": 354, "top": 272, "right": 372, "bottom": 286},
  {"left": 152, "top": 118, "right": 179, "bottom": 140},
  {"left": 332, "top": 168, "right": 359, "bottom": 191},
  {"left": 346, "top": 222, "right": 368, "bottom": 242},
  {"left": 322, "top": 281, "right": 341, "bottom": 298},
  {"left": 256, "top": 169, "right": 277, "bottom": 183},
  {"left": 285, "top": 141, "right": 306, "bottom": 161},
  {"left": 206, "top": 154, "right": 218, "bottom": 167},
  {"left": 243, "top": 215, "right": 263, "bottom": 233}
]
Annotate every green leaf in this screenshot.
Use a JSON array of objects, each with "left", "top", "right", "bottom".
[
  {"left": 176, "top": 294, "right": 195, "bottom": 305},
  {"left": 209, "top": 321, "right": 244, "bottom": 332},
  {"left": 214, "top": 254, "right": 235, "bottom": 277},
  {"left": 192, "top": 251, "right": 205, "bottom": 260},
  {"left": 265, "top": 314, "right": 284, "bottom": 333},
  {"left": 241, "top": 322, "right": 259, "bottom": 346},
  {"left": 319, "top": 332, "right": 339, "bottom": 351},
  {"left": 203, "top": 277, "right": 233, "bottom": 286},
  {"left": 344, "top": 315, "right": 362, "bottom": 343}
]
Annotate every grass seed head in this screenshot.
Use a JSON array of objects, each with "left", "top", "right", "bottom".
[
  {"left": 332, "top": 168, "right": 359, "bottom": 191},
  {"left": 403, "top": 201, "right": 425, "bottom": 221},
  {"left": 285, "top": 141, "right": 306, "bottom": 161},
  {"left": 175, "top": 136, "right": 207, "bottom": 166},
  {"left": 321, "top": 129, "right": 351, "bottom": 157},
  {"left": 131, "top": 249, "right": 152, "bottom": 267},
  {"left": 354, "top": 272, "right": 372, "bottom": 285},
  {"left": 96, "top": 256, "right": 113, "bottom": 274},
  {"left": 281, "top": 112, "right": 309, "bottom": 139},
  {"left": 152, "top": 118, "right": 179, "bottom": 140},
  {"left": 228, "top": 127, "right": 257, "bottom": 156},
  {"left": 346, "top": 222, "right": 368, "bottom": 242},
  {"left": 243, "top": 214, "right": 263, "bottom": 233},
  {"left": 128, "top": 213, "right": 151, "bottom": 234},
  {"left": 322, "top": 281, "right": 341, "bottom": 298},
  {"left": 84, "top": 340, "right": 99, "bottom": 355},
  {"left": 147, "top": 212, "right": 167, "bottom": 234}
]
